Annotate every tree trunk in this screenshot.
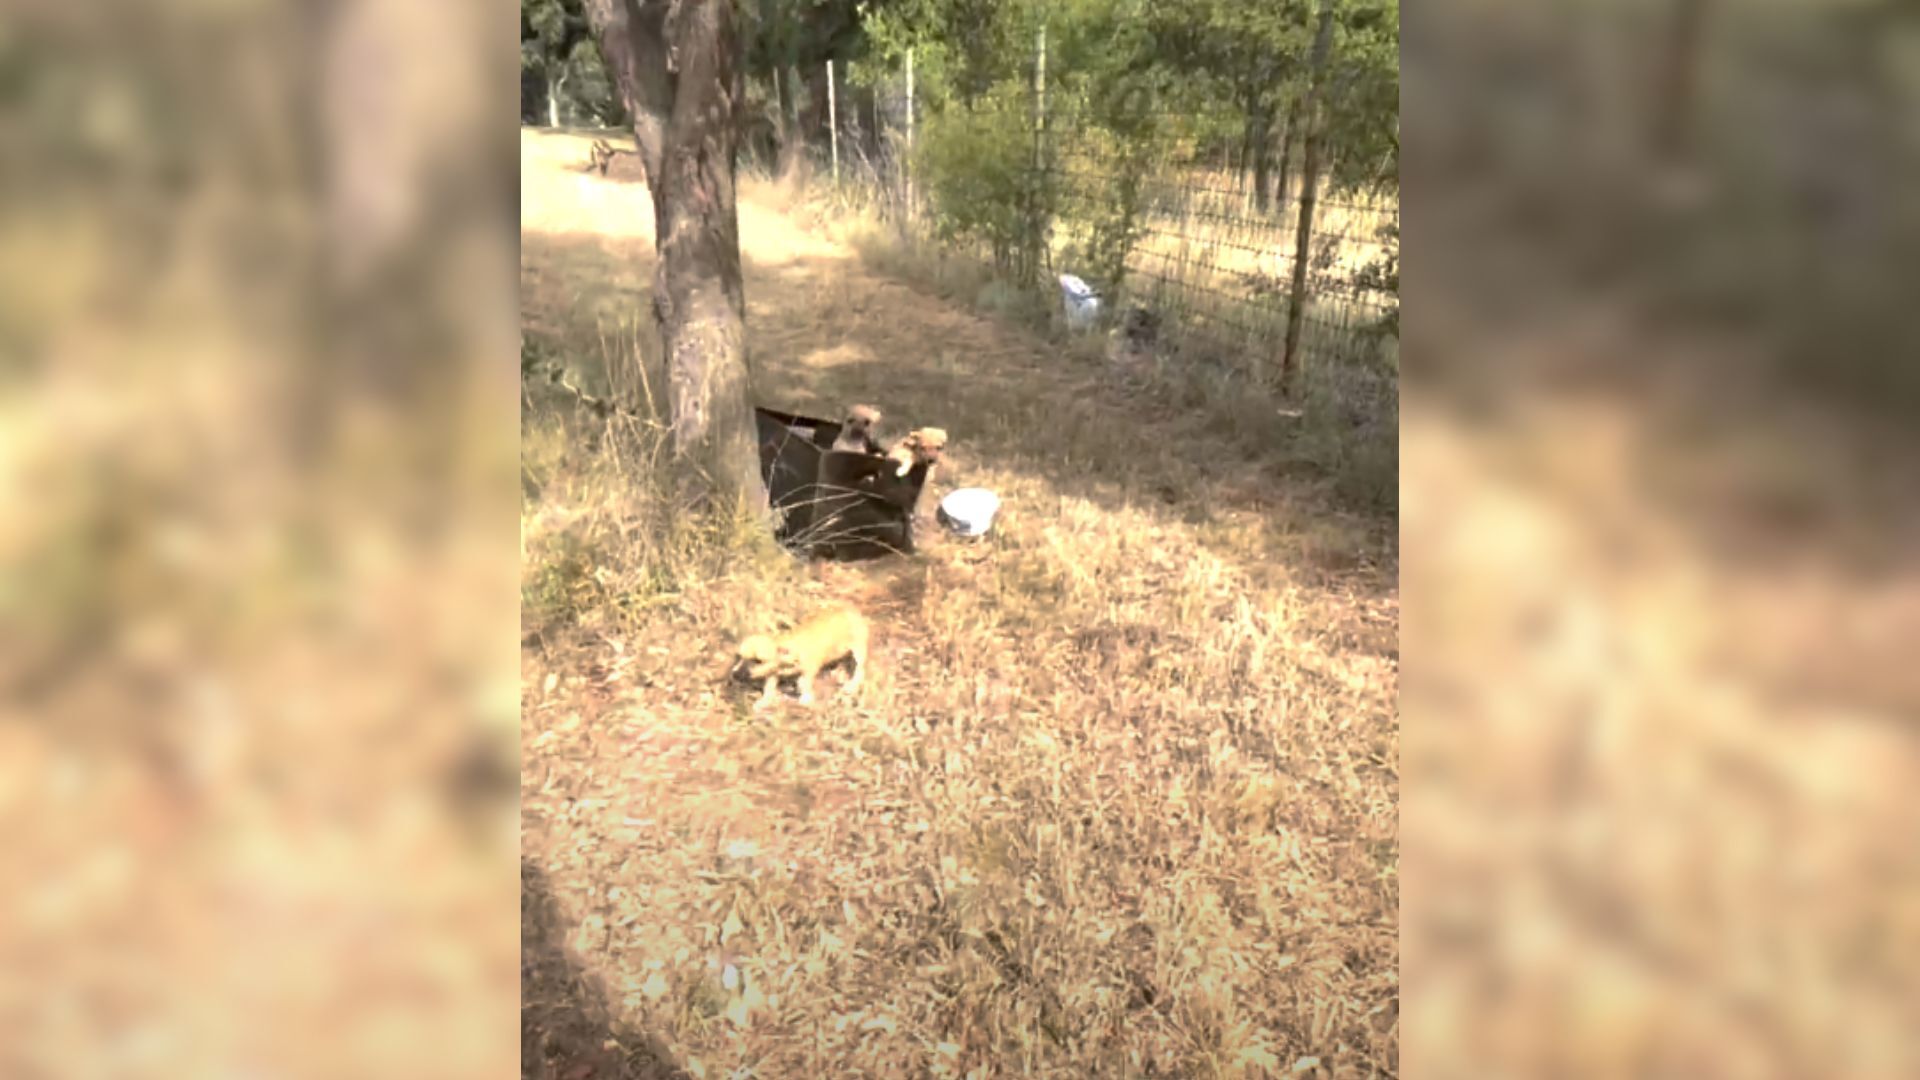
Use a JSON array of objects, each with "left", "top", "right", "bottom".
[
  {"left": 657, "top": 0, "right": 759, "bottom": 508},
  {"left": 1027, "top": 23, "right": 1047, "bottom": 285},
  {"left": 584, "top": 0, "right": 764, "bottom": 514},
  {"left": 584, "top": 0, "right": 673, "bottom": 225},
  {"left": 1246, "top": 54, "right": 1277, "bottom": 213},
  {"left": 1239, "top": 102, "right": 1256, "bottom": 195},
  {"left": 548, "top": 69, "right": 567, "bottom": 128},
  {"left": 1654, "top": 0, "right": 1709, "bottom": 162},
  {"left": 1248, "top": 102, "right": 1274, "bottom": 214},
  {"left": 774, "top": 63, "right": 799, "bottom": 175},
  {"left": 789, "top": 63, "right": 806, "bottom": 140},
  {"left": 1281, "top": 0, "right": 1336, "bottom": 394},
  {"left": 1273, "top": 96, "right": 1301, "bottom": 215}
]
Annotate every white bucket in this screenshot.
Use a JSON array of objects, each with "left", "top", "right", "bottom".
[
  {"left": 938, "top": 488, "right": 1001, "bottom": 537},
  {"left": 1058, "top": 273, "right": 1102, "bottom": 331}
]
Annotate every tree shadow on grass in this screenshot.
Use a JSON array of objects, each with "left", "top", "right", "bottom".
[
  {"left": 732, "top": 254, "right": 1399, "bottom": 578},
  {"left": 521, "top": 228, "right": 1397, "bottom": 599},
  {"left": 522, "top": 858, "right": 691, "bottom": 1080}
]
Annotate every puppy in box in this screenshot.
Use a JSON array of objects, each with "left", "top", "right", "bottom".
[
  {"left": 884, "top": 427, "right": 948, "bottom": 478},
  {"left": 732, "top": 604, "right": 870, "bottom": 707},
  {"left": 831, "top": 404, "right": 885, "bottom": 455}
]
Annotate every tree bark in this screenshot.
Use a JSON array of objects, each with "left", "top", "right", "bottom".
[{"left": 583, "top": 0, "right": 764, "bottom": 513}]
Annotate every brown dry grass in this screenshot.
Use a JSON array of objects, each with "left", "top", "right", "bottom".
[
  {"left": 520, "top": 128, "right": 1398, "bottom": 1079},
  {"left": 0, "top": 10, "right": 522, "bottom": 1073},
  {"left": 1400, "top": 128, "right": 1920, "bottom": 1075}
]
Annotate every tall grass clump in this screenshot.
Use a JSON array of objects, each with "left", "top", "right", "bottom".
[
  {"left": 520, "top": 326, "right": 788, "bottom": 646},
  {"left": 1293, "top": 349, "right": 1398, "bottom": 517}
]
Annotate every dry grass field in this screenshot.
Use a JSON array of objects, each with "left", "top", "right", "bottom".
[{"left": 520, "top": 129, "right": 1398, "bottom": 1079}]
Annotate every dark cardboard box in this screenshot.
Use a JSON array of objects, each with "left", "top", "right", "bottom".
[{"left": 754, "top": 406, "right": 933, "bottom": 559}]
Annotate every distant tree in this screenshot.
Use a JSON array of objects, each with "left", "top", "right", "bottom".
[
  {"left": 742, "top": 0, "right": 867, "bottom": 168},
  {"left": 1322, "top": 0, "right": 1397, "bottom": 193},
  {"left": 858, "top": 0, "right": 1038, "bottom": 108},
  {"left": 524, "top": 0, "right": 623, "bottom": 127},
  {"left": 1281, "top": 0, "right": 1336, "bottom": 392},
  {"left": 584, "top": 0, "right": 765, "bottom": 512}
]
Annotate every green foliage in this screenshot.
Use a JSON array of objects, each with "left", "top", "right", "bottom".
[
  {"left": 1323, "top": 0, "right": 1398, "bottom": 191},
  {"left": 745, "top": 0, "right": 868, "bottom": 76},
  {"left": 1057, "top": 121, "right": 1155, "bottom": 291},
  {"left": 914, "top": 92, "right": 1053, "bottom": 274},
  {"left": 523, "top": 0, "right": 622, "bottom": 126},
  {"left": 858, "top": 0, "right": 1040, "bottom": 106}
]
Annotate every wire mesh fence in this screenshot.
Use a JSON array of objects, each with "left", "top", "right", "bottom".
[{"left": 798, "top": 56, "right": 1400, "bottom": 393}]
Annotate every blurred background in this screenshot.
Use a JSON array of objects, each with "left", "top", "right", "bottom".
[
  {"left": 0, "top": 2, "right": 522, "bottom": 1077},
  {"left": 1403, "top": 0, "right": 1919, "bottom": 1077},
  {"left": 6, "top": 0, "right": 1918, "bottom": 1074}
]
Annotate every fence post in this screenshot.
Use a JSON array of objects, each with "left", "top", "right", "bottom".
[
  {"left": 905, "top": 49, "right": 915, "bottom": 216},
  {"left": 1028, "top": 23, "right": 1048, "bottom": 283},
  {"left": 1281, "top": 0, "right": 1335, "bottom": 395},
  {"left": 827, "top": 59, "right": 839, "bottom": 185}
]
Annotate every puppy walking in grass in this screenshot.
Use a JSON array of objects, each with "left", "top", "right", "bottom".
[{"left": 733, "top": 604, "right": 870, "bottom": 708}]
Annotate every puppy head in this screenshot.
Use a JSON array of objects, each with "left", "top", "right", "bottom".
[
  {"left": 846, "top": 404, "right": 882, "bottom": 428},
  {"left": 911, "top": 427, "right": 948, "bottom": 459},
  {"left": 910, "top": 426, "right": 948, "bottom": 465},
  {"left": 734, "top": 634, "right": 781, "bottom": 679}
]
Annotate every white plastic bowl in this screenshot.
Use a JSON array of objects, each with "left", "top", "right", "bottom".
[{"left": 938, "top": 488, "right": 1001, "bottom": 537}]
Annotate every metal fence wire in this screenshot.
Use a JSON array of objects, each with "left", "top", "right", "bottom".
[{"left": 797, "top": 55, "right": 1399, "bottom": 391}]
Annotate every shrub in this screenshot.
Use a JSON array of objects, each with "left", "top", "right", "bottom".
[{"left": 915, "top": 92, "right": 1053, "bottom": 277}]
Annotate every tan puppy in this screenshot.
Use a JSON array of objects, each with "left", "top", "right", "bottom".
[
  {"left": 831, "top": 404, "right": 885, "bottom": 455},
  {"left": 885, "top": 427, "right": 948, "bottom": 477},
  {"left": 733, "top": 604, "right": 870, "bottom": 707}
]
